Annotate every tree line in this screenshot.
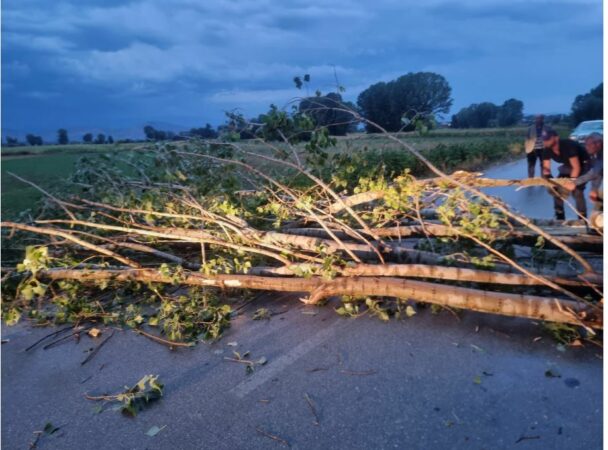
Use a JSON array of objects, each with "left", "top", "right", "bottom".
[
  {"left": 3, "top": 129, "right": 115, "bottom": 147},
  {"left": 3, "top": 76, "right": 602, "bottom": 147}
]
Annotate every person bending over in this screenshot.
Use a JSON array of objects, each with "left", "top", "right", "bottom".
[{"left": 541, "top": 128, "right": 589, "bottom": 220}]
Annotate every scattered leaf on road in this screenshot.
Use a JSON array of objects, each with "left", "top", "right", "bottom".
[
  {"left": 88, "top": 328, "right": 102, "bottom": 338},
  {"left": 252, "top": 308, "right": 271, "bottom": 320},
  {"left": 146, "top": 425, "right": 166, "bottom": 437}
]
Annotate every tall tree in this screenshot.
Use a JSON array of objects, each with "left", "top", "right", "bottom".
[
  {"left": 57, "top": 128, "right": 69, "bottom": 145},
  {"left": 496, "top": 98, "right": 524, "bottom": 127},
  {"left": 143, "top": 125, "right": 157, "bottom": 140},
  {"left": 107, "top": 135, "right": 114, "bottom": 144},
  {"left": 299, "top": 92, "right": 357, "bottom": 136},
  {"left": 357, "top": 72, "right": 453, "bottom": 133},
  {"left": 571, "top": 83, "right": 603, "bottom": 124},
  {"left": 451, "top": 102, "right": 500, "bottom": 128},
  {"left": 83, "top": 133, "right": 93, "bottom": 143},
  {"left": 94, "top": 134, "right": 106, "bottom": 144}
]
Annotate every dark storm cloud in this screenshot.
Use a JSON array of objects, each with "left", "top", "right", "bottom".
[
  {"left": 429, "top": 1, "right": 588, "bottom": 24},
  {"left": 1, "top": 0, "right": 603, "bottom": 138}
]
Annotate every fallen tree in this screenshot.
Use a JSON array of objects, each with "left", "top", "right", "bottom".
[{"left": 1, "top": 108, "right": 603, "bottom": 342}]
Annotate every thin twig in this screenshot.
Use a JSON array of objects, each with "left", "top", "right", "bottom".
[
  {"left": 340, "top": 369, "right": 377, "bottom": 376},
  {"left": 255, "top": 427, "right": 290, "bottom": 447},
  {"left": 25, "top": 325, "right": 74, "bottom": 352},
  {"left": 81, "top": 330, "right": 115, "bottom": 366},
  {"left": 133, "top": 329, "right": 194, "bottom": 348},
  {"left": 304, "top": 393, "right": 320, "bottom": 425},
  {"left": 43, "top": 325, "right": 95, "bottom": 350}
]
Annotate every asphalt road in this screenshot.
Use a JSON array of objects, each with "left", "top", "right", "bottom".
[
  {"left": 482, "top": 157, "right": 593, "bottom": 220},
  {"left": 1, "top": 294, "right": 602, "bottom": 450}
]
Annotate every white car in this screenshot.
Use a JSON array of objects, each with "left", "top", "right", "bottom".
[{"left": 569, "top": 120, "right": 603, "bottom": 144}]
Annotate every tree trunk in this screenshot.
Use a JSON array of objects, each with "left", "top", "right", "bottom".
[{"left": 36, "top": 268, "right": 601, "bottom": 328}]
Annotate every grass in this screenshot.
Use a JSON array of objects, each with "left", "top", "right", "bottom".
[{"left": 2, "top": 153, "right": 86, "bottom": 219}]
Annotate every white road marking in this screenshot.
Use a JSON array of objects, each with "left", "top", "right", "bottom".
[{"left": 231, "top": 318, "right": 346, "bottom": 398}]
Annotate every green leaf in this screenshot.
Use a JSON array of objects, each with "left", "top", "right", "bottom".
[
  {"left": 3, "top": 308, "right": 21, "bottom": 326},
  {"left": 252, "top": 308, "right": 271, "bottom": 320},
  {"left": 335, "top": 307, "right": 348, "bottom": 316}
]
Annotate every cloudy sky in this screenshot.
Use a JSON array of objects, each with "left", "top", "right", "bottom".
[{"left": 2, "top": 0, "right": 603, "bottom": 138}]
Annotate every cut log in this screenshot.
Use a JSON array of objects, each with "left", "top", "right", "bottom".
[
  {"left": 35, "top": 268, "right": 601, "bottom": 328},
  {"left": 282, "top": 225, "right": 603, "bottom": 248},
  {"left": 247, "top": 263, "right": 601, "bottom": 287}
]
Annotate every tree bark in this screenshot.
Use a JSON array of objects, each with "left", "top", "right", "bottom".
[{"left": 36, "top": 268, "right": 601, "bottom": 328}]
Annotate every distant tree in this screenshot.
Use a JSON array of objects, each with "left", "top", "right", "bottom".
[
  {"left": 496, "top": 98, "right": 524, "bottom": 127},
  {"left": 299, "top": 92, "right": 357, "bottom": 136},
  {"left": 190, "top": 123, "right": 218, "bottom": 139},
  {"left": 83, "top": 133, "right": 93, "bottom": 143},
  {"left": 107, "top": 135, "right": 114, "bottom": 144},
  {"left": 94, "top": 133, "right": 106, "bottom": 144},
  {"left": 451, "top": 102, "right": 499, "bottom": 128},
  {"left": 26, "top": 134, "right": 43, "bottom": 146},
  {"left": 143, "top": 125, "right": 170, "bottom": 141},
  {"left": 143, "top": 125, "right": 157, "bottom": 140},
  {"left": 571, "top": 83, "right": 603, "bottom": 124},
  {"left": 357, "top": 72, "right": 453, "bottom": 133},
  {"left": 5, "top": 136, "right": 19, "bottom": 147},
  {"left": 57, "top": 128, "right": 69, "bottom": 145}
]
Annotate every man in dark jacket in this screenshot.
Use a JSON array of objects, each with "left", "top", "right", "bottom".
[{"left": 541, "top": 128, "right": 589, "bottom": 220}]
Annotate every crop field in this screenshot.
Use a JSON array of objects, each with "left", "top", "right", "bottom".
[{"left": 0, "top": 142, "right": 141, "bottom": 157}]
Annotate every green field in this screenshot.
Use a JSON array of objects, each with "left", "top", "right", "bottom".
[
  {"left": 2, "top": 153, "right": 84, "bottom": 219},
  {"left": 1, "top": 142, "right": 140, "bottom": 157},
  {"left": 1, "top": 142, "right": 139, "bottom": 219}
]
